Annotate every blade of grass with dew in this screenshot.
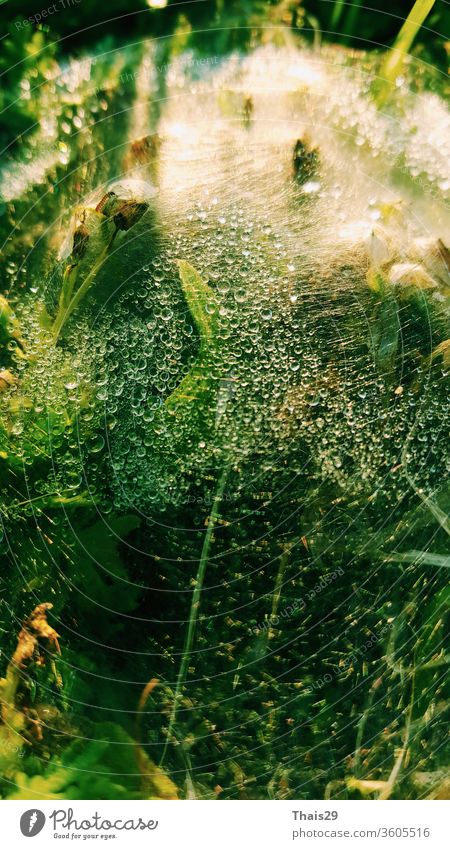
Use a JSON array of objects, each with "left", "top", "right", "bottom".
[
  {"left": 385, "top": 550, "right": 450, "bottom": 568},
  {"left": 375, "top": 0, "right": 437, "bottom": 107},
  {"left": 159, "top": 261, "right": 231, "bottom": 763},
  {"left": 402, "top": 445, "right": 450, "bottom": 538},
  {"left": 160, "top": 462, "right": 229, "bottom": 765},
  {"left": 255, "top": 542, "right": 293, "bottom": 661},
  {"left": 378, "top": 663, "right": 416, "bottom": 799}
]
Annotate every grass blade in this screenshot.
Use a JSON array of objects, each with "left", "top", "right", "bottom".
[
  {"left": 376, "top": 0, "right": 436, "bottom": 105},
  {"left": 160, "top": 463, "right": 229, "bottom": 765}
]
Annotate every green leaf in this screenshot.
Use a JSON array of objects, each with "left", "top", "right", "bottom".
[
  {"left": 176, "top": 260, "right": 217, "bottom": 350},
  {"left": 165, "top": 261, "right": 221, "bottom": 411},
  {"left": 371, "top": 292, "right": 400, "bottom": 373},
  {"left": 7, "top": 722, "right": 178, "bottom": 800}
]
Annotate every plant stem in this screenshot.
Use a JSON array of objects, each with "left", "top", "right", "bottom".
[
  {"left": 330, "top": 0, "right": 345, "bottom": 32},
  {"left": 52, "top": 231, "right": 117, "bottom": 342},
  {"left": 377, "top": 0, "right": 436, "bottom": 106},
  {"left": 379, "top": 668, "right": 415, "bottom": 799},
  {"left": 160, "top": 463, "right": 229, "bottom": 765},
  {"left": 342, "top": 0, "right": 363, "bottom": 41},
  {"left": 263, "top": 542, "right": 292, "bottom": 649}
]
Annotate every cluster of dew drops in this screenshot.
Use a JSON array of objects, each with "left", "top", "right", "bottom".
[{"left": 4, "top": 44, "right": 449, "bottom": 521}]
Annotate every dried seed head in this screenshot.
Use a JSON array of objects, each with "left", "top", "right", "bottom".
[
  {"left": 293, "top": 137, "right": 319, "bottom": 183},
  {"left": 95, "top": 191, "right": 118, "bottom": 216},
  {"left": 242, "top": 95, "right": 253, "bottom": 124},
  {"left": 94, "top": 189, "right": 149, "bottom": 230},
  {"left": 113, "top": 200, "right": 149, "bottom": 231},
  {"left": 72, "top": 224, "right": 90, "bottom": 260}
]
